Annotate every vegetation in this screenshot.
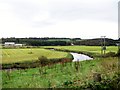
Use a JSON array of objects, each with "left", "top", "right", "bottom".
[
  {"left": 2, "top": 57, "right": 73, "bottom": 69},
  {"left": 74, "top": 38, "right": 118, "bottom": 46},
  {"left": 117, "top": 47, "right": 120, "bottom": 56},
  {"left": 1, "top": 45, "right": 119, "bottom": 89},
  {"left": 43, "top": 46, "right": 118, "bottom": 57},
  {"left": 2, "top": 46, "right": 117, "bottom": 64},
  {"left": 1, "top": 37, "right": 118, "bottom": 46},
  {"left": 38, "top": 56, "right": 49, "bottom": 66},
  {"left": 2, "top": 57, "right": 119, "bottom": 89},
  {"left": 2, "top": 48, "right": 68, "bottom": 64}
]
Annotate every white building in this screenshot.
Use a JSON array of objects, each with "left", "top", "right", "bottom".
[
  {"left": 4, "top": 42, "right": 23, "bottom": 47},
  {"left": 4, "top": 42, "right": 15, "bottom": 47}
]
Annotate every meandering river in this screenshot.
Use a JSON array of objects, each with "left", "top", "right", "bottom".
[
  {"left": 48, "top": 48, "right": 93, "bottom": 62},
  {"left": 70, "top": 52, "right": 93, "bottom": 62}
]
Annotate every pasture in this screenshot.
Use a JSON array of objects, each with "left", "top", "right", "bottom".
[
  {"left": 42, "top": 46, "right": 118, "bottom": 54},
  {"left": 42, "top": 46, "right": 118, "bottom": 57},
  {"left": 2, "top": 48, "right": 68, "bottom": 64},
  {"left": 2, "top": 46, "right": 118, "bottom": 64}
]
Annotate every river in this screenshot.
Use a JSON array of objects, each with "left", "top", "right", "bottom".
[
  {"left": 70, "top": 52, "right": 93, "bottom": 62},
  {"left": 48, "top": 48, "right": 93, "bottom": 62}
]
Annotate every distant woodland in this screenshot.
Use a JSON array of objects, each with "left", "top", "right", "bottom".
[{"left": 1, "top": 37, "right": 119, "bottom": 46}]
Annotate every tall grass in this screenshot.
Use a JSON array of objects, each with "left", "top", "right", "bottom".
[{"left": 2, "top": 57, "right": 119, "bottom": 88}]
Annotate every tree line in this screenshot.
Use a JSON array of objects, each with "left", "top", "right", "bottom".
[{"left": 1, "top": 37, "right": 119, "bottom": 46}]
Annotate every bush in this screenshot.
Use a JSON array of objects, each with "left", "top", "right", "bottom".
[
  {"left": 38, "top": 56, "right": 49, "bottom": 66},
  {"left": 105, "top": 52, "right": 116, "bottom": 57},
  {"left": 117, "top": 48, "right": 120, "bottom": 57}
]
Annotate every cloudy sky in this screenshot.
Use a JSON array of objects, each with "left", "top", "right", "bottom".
[{"left": 0, "top": 0, "right": 119, "bottom": 39}]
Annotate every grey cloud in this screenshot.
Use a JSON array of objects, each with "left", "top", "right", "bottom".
[
  {"left": 48, "top": 1, "right": 117, "bottom": 22},
  {"left": 1, "top": 0, "right": 118, "bottom": 27}
]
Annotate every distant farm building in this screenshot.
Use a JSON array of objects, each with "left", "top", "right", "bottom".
[
  {"left": 4, "top": 42, "right": 23, "bottom": 47},
  {"left": 4, "top": 42, "right": 15, "bottom": 47}
]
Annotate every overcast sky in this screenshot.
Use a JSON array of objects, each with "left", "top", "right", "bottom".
[{"left": 0, "top": 0, "right": 119, "bottom": 39}]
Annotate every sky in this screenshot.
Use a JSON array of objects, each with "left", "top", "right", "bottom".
[{"left": 0, "top": 0, "right": 119, "bottom": 39}]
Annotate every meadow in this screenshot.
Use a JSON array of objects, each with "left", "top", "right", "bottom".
[
  {"left": 1, "top": 46, "right": 119, "bottom": 89},
  {"left": 2, "top": 48, "right": 68, "bottom": 64},
  {"left": 42, "top": 46, "right": 118, "bottom": 54},
  {"left": 42, "top": 46, "right": 118, "bottom": 57},
  {"left": 2, "top": 46, "right": 118, "bottom": 64}
]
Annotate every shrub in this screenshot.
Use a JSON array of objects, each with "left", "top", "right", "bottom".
[
  {"left": 38, "top": 56, "right": 49, "bottom": 66},
  {"left": 105, "top": 52, "right": 116, "bottom": 57},
  {"left": 117, "top": 48, "right": 120, "bottom": 57}
]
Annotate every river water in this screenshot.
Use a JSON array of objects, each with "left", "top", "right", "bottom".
[{"left": 70, "top": 53, "right": 93, "bottom": 62}]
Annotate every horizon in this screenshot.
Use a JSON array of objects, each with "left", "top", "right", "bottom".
[{"left": 1, "top": 36, "right": 119, "bottom": 40}]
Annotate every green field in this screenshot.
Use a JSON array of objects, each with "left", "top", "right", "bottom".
[
  {"left": 2, "top": 48, "right": 68, "bottom": 64},
  {"left": 1, "top": 46, "right": 119, "bottom": 89},
  {"left": 42, "top": 46, "right": 118, "bottom": 57},
  {"left": 42, "top": 46, "right": 118, "bottom": 53},
  {"left": 2, "top": 46, "right": 118, "bottom": 64}
]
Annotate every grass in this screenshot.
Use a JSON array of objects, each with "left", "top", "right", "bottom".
[
  {"left": 2, "top": 46, "right": 118, "bottom": 64},
  {"left": 42, "top": 46, "right": 118, "bottom": 53},
  {"left": 2, "top": 57, "right": 118, "bottom": 88},
  {"left": 42, "top": 46, "right": 118, "bottom": 57},
  {"left": 2, "top": 48, "right": 68, "bottom": 64},
  {"left": 1, "top": 46, "right": 119, "bottom": 89}
]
